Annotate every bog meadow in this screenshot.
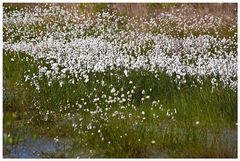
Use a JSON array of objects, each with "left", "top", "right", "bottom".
[{"left": 3, "top": 3, "right": 237, "bottom": 158}]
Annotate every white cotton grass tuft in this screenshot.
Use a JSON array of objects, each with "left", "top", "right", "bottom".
[{"left": 123, "top": 69, "right": 128, "bottom": 77}]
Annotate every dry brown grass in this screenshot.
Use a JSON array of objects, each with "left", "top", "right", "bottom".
[{"left": 4, "top": 3, "right": 237, "bottom": 25}]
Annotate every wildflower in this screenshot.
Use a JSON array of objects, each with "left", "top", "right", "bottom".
[
  {"left": 54, "top": 137, "right": 59, "bottom": 142},
  {"left": 110, "top": 87, "right": 116, "bottom": 93},
  {"left": 123, "top": 69, "right": 128, "bottom": 77}
]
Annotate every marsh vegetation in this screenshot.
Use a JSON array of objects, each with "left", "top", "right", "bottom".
[{"left": 3, "top": 3, "right": 237, "bottom": 158}]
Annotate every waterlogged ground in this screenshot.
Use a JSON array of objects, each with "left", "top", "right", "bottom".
[{"left": 3, "top": 4, "right": 237, "bottom": 158}]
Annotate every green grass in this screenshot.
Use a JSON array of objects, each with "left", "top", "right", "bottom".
[{"left": 3, "top": 49, "right": 237, "bottom": 158}]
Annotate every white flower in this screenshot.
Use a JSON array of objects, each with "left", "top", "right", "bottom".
[
  {"left": 123, "top": 69, "right": 128, "bottom": 77},
  {"left": 54, "top": 137, "right": 59, "bottom": 142},
  {"left": 196, "top": 121, "right": 200, "bottom": 125},
  {"left": 84, "top": 78, "right": 89, "bottom": 83},
  {"left": 151, "top": 140, "right": 155, "bottom": 144},
  {"left": 101, "top": 80, "right": 105, "bottom": 86},
  {"left": 110, "top": 87, "right": 116, "bottom": 93},
  {"left": 59, "top": 80, "right": 64, "bottom": 87}
]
